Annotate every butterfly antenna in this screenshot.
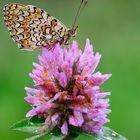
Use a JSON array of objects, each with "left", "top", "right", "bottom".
[{"left": 72, "top": 0, "right": 88, "bottom": 30}]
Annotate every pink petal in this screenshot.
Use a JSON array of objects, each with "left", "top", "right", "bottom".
[
  {"left": 82, "top": 122, "right": 102, "bottom": 134},
  {"left": 26, "top": 109, "right": 37, "bottom": 117},
  {"left": 69, "top": 104, "right": 89, "bottom": 113},
  {"left": 51, "top": 112, "right": 61, "bottom": 122},
  {"left": 32, "top": 62, "right": 43, "bottom": 70},
  {"left": 71, "top": 41, "right": 82, "bottom": 58},
  {"left": 69, "top": 111, "right": 84, "bottom": 127},
  {"left": 61, "top": 121, "right": 68, "bottom": 135},
  {"left": 88, "top": 72, "right": 112, "bottom": 86},
  {"left": 45, "top": 115, "right": 51, "bottom": 126},
  {"left": 55, "top": 72, "right": 67, "bottom": 88},
  {"left": 24, "top": 95, "right": 37, "bottom": 104},
  {"left": 94, "top": 92, "right": 111, "bottom": 98},
  {"left": 77, "top": 39, "right": 94, "bottom": 74},
  {"left": 25, "top": 87, "right": 41, "bottom": 95}
]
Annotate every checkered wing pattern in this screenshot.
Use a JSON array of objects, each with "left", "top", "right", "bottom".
[{"left": 4, "top": 3, "right": 67, "bottom": 50}]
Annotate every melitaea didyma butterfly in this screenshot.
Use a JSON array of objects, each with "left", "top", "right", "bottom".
[{"left": 3, "top": 1, "right": 87, "bottom": 50}]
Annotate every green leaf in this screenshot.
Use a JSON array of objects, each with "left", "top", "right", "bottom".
[
  {"left": 30, "top": 133, "right": 65, "bottom": 140},
  {"left": 25, "top": 133, "right": 46, "bottom": 140},
  {"left": 11, "top": 116, "right": 46, "bottom": 134},
  {"left": 62, "top": 133, "right": 79, "bottom": 140},
  {"left": 74, "top": 127, "right": 127, "bottom": 140},
  {"left": 74, "top": 133, "right": 96, "bottom": 140},
  {"left": 27, "top": 127, "right": 76, "bottom": 140},
  {"left": 36, "top": 133, "right": 65, "bottom": 140},
  {"left": 12, "top": 117, "right": 127, "bottom": 140}
]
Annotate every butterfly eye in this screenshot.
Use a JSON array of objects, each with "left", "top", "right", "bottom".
[
  {"left": 70, "top": 28, "right": 77, "bottom": 37},
  {"left": 71, "top": 30, "right": 75, "bottom": 35}
]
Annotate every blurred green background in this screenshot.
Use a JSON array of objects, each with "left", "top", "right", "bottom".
[{"left": 0, "top": 0, "right": 140, "bottom": 139}]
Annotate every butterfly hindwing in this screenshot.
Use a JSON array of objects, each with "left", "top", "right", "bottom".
[
  {"left": 4, "top": 4, "right": 25, "bottom": 42},
  {"left": 4, "top": 3, "right": 67, "bottom": 50}
]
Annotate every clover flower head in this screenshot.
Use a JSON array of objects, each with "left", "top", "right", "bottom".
[{"left": 25, "top": 39, "right": 111, "bottom": 135}]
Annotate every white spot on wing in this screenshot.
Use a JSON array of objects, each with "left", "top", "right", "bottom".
[
  {"left": 16, "top": 28, "right": 24, "bottom": 34},
  {"left": 26, "top": 5, "right": 35, "bottom": 13},
  {"left": 46, "top": 34, "right": 52, "bottom": 40}
]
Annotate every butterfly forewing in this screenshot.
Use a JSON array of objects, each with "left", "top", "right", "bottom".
[{"left": 4, "top": 3, "right": 67, "bottom": 50}]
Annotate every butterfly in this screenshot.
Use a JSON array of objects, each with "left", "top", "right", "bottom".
[{"left": 3, "top": 0, "right": 87, "bottom": 50}]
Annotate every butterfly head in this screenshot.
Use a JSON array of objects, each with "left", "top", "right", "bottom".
[
  {"left": 62, "top": 0, "right": 87, "bottom": 45},
  {"left": 62, "top": 26, "right": 78, "bottom": 45}
]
